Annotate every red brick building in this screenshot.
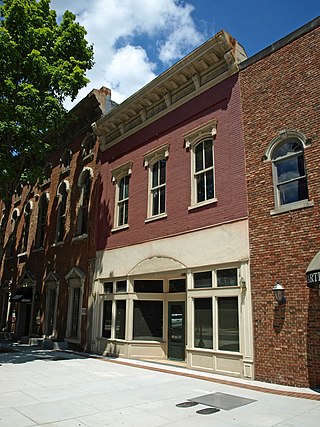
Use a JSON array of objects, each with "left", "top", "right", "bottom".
[
  {"left": 240, "top": 17, "right": 320, "bottom": 387},
  {"left": 0, "top": 87, "right": 111, "bottom": 350},
  {"left": 91, "top": 31, "right": 254, "bottom": 378}
]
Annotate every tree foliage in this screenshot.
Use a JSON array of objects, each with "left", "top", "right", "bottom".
[{"left": 0, "top": 0, "right": 94, "bottom": 199}]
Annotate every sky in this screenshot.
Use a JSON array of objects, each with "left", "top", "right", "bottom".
[{"left": 50, "top": 0, "right": 319, "bottom": 110}]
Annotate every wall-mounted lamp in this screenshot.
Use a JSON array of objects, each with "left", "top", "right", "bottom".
[{"left": 273, "top": 282, "right": 286, "bottom": 304}]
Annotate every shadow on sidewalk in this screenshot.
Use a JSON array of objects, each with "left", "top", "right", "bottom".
[{"left": 0, "top": 342, "right": 89, "bottom": 365}]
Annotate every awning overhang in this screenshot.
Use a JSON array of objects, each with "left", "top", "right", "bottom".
[
  {"left": 10, "top": 286, "right": 33, "bottom": 303},
  {"left": 306, "top": 251, "right": 320, "bottom": 288}
]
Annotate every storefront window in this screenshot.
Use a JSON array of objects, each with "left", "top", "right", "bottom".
[
  {"left": 102, "top": 300, "right": 112, "bottom": 338},
  {"left": 194, "top": 298, "right": 213, "bottom": 349},
  {"left": 133, "top": 300, "right": 163, "bottom": 340},
  {"left": 115, "top": 300, "right": 126, "bottom": 339},
  {"left": 218, "top": 297, "right": 239, "bottom": 352}
]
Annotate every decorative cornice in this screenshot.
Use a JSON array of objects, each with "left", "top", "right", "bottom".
[{"left": 93, "top": 30, "right": 247, "bottom": 151}]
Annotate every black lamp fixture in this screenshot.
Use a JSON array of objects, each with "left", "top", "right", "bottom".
[{"left": 273, "top": 282, "right": 286, "bottom": 304}]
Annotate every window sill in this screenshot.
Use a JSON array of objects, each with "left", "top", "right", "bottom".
[
  {"left": 51, "top": 241, "right": 64, "bottom": 248},
  {"left": 145, "top": 213, "right": 167, "bottom": 223},
  {"left": 65, "top": 337, "right": 80, "bottom": 344},
  {"left": 111, "top": 224, "right": 129, "bottom": 233},
  {"left": 188, "top": 198, "right": 218, "bottom": 211},
  {"left": 17, "top": 252, "right": 27, "bottom": 258},
  {"left": 72, "top": 234, "right": 88, "bottom": 242},
  {"left": 32, "top": 247, "right": 44, "bottom": 253},
  {"left": 270, "top": 200, "right": 314, "bottom": 216}
]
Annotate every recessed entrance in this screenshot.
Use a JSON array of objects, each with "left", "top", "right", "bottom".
[{"left": 168, "top": 301, "right": 185, "bottom": 361}]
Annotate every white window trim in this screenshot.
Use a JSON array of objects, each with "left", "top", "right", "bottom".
[
  {"left": 144, "top": 144, "right": 169, "bottom": 219},
  {"left": 111, "top": 162, "right": 133, "bottom": 230},
  {"left": 184, "top": 119, "right": 217, "bottom": 208},
  {"left": 264, "top": 130, "right": 312, "bottom": 214}
]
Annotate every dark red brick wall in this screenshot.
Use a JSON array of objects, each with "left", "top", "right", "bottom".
[
  {"left": 1, "top": 130, "right": 100, "bottom": 350},
  {"left": 97, "top": 75, "right": 247, "bottom": 251},
  {"left": 241, "top": 26, "right": 320, "bottom": 387}
]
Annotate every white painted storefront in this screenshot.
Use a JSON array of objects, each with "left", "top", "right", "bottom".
[{"left": 91, "top": 219, "right": 254, "bottom": 379}]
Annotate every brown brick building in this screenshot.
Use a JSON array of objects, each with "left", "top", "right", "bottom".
[
  {"left": 240, "top": 17, "right": 320, "bottom": 387},
  {"left": 0, "top": 87, "right": 111, "bottom": 350}
]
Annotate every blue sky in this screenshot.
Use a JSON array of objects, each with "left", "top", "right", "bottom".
[{"left": 50, "top": 0, "right": 319, "bottom": 109}]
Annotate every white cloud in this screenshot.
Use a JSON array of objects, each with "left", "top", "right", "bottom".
[
  {"left": 105, "top": 45, "right": 157, "bottom": 103},
  {"left": 51, "top": 0, "right": 205, "bottom": 109}
]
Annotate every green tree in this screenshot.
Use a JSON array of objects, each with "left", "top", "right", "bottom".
[{"left": 0, "top": 0, "right": 94, "bottom": 261}]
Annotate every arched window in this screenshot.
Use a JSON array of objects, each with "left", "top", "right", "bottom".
[
  {"left": 35, "top": 193, "right": 49, "bottom": 248},
  {"left": 77, "top": 169, "right": 92, "bottom": 236},
  {"left": 56, "top": 181, "right": 69, "bottom": 242},
  {"left": 21, "top": 201, "right": 32, "bottom": 253},
  {"left": 272, "top": 137, "right": 308, "bottom": 208}
]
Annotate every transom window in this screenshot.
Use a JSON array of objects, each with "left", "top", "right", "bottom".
[{"left": 272, "top": 138, "right": 308, "bottom": 207}]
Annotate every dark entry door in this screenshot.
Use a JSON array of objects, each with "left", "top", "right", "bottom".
[{"left": 168, "top": 302, "right": 185, "bottom": 361}]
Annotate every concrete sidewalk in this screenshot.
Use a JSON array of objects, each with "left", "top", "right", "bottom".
[{"left": 0, "top": 343, "right": 319, "bottom": 427}]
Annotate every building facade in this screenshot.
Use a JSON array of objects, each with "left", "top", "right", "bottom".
[
  {"left": 91, "top": 32, "right": 254, "bottom": 379},
  {"left": 0, "top": 87, "right": 110, "bottom": 350},
  {"left": 240, "top": 17, "right": 320, "bottom": 387}
]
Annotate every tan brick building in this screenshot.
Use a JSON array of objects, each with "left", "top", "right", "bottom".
[{"left": 240, "top": 17, "right": 320, "bottom": 387}]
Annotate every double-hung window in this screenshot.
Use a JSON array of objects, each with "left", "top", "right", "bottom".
[
  {"left": 112, "top": 162, "right": 132, "bottom": 231},
  {"left": 144, "top": 144, "right": 169, "bottom": 220},
  {"left": 56, "top": 180, "right": 69, "bottom": 243},
  {"left": 265, "top": 130, "right": 311, "bottom": 213},
  {"left": 21, "top": 201, "right": 32, "bottom": 254},
  {"left": 184, "top": 119, "right": 217, "bottom": 208},
  {"left": 151, "top": 159, "right": 166, "bottom": 216},
  {"left": 35, "top": 193, "right": 49, "bottom": 248},
  {"left": 272, "top": 139, "right": 308, "bottom": 207},
  {"left": 76, "top": 168, "right": 92, "bottom": 236}
]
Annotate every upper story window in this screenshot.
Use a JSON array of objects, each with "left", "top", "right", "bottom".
[
  {"left": 60, "top": 148, "right": 72, "bottom": 174},
  {"left": 111, "top": 162, "right": 132, "bottom": 231},
  {"left": 81, "top": 132, "right": 96, "bottom": 162},
  {"left": 184, "top": 119, "right": 217, "bottom": 209},
  {"left": 9, "top": 208, "right": 19, "bottom": 257},
  {"left": 56, "top": 180, "right": 69, "bottom": 242},
  {"left": 272, "top": 139, "right": 308, "bottom": 206},
  {"left": 35, "top": 193, "right": 49, "bottom": 249},
  {"left": 264, "top": 130, "right": 312, "bottom": 214},
  {"left": 76, "top": 168, "right": 92, "bottom": 236},
  {"left": 144, "top": 144, "right": 169, "bottom": 220},
  {"left": 21, "top": 201, "right": 33, "bottom": 253},
  {"left": 194, "top": 140, "right": 214, "bottom": 203},
  {"left": 42, "top": 163, "right": 53, "bottom": 186}
]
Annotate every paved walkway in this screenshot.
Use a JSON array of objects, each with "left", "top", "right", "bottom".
[{"left": 0, "top": 342, "right": 320, "bottom": 426}]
